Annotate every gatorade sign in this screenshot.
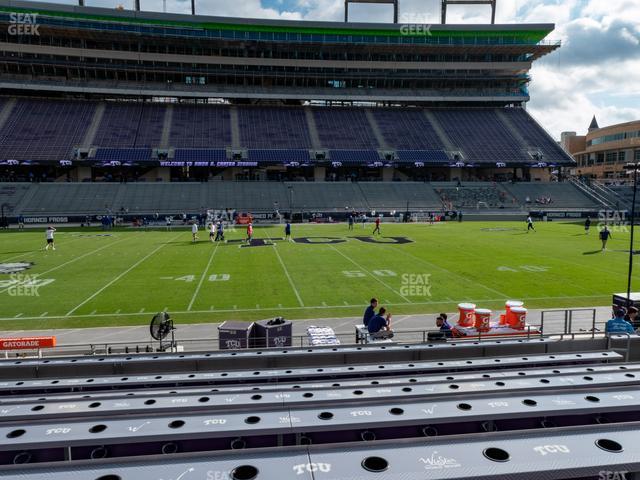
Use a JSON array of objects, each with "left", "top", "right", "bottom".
[{"left": 0, "top": 336, "right": 56, "bottom": 350}]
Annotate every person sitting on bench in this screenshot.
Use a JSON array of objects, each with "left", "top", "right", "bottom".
[
  {"left": 367, "top": 307, "right": 393, "bottom": 339},
  {"left": 436, "top": 313, "right": 453, "bottom": 338}
]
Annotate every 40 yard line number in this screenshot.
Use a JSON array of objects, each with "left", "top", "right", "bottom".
[{"left": 161, "top": 275, "right": 230, "bottom": 282}]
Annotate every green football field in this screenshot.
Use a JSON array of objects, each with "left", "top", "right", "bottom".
[{"left": 0, "top": 221, "right": 635, "bottom": 331}]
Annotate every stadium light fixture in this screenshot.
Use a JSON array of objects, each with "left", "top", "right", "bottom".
[
  {"left": 624, "top": 162, "right": 640, "bottom": 306},
  {"left": 345, "top": 0, "right": 398, "bottom": 23},
  {"left": 441, "top": 0, "right": 496, "bottom": 24}
]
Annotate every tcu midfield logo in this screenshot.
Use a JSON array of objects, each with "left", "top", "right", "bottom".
[
  {"left": 236, "top": 236, "right": 413, "bottom": 248},
  {"left": 0, "top": 262, "right": 33, "bottom": 274}
]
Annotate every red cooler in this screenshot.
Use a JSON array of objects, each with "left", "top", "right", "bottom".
[
  {"left": 457, "top": 303, "right": 476, "bottom": 327},
  {"left": 509, "top": 306, "right": 527, "bottom": 330},
  {"left": 504, "top": 300, "right": 524, "bottom": 325},
  {"left": 474, "top": 308, "right": 492, "bottom": 332}
]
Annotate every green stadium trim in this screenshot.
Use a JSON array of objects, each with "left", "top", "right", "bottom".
[{"left": 0, "top": 5, "right": 552, "bottom": 42}]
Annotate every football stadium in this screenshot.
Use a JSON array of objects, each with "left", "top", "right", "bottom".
[{"left": 1, "top": 0, "right": 640, "bottom": 478}]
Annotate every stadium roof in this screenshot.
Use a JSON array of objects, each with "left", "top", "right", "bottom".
[{"left": 0, "top": 0, "right": 555, "bottom": 41}]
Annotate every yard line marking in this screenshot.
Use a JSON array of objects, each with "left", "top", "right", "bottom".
[
  {"left": 115, "top": 309, "right": 121, "bottom": 314},
  {"left": 271, "top": 244, "right": 304, "bottom": 307},
  {"left": 0, "top": 235, "right": 134, "bottom": 295},
  {"left": 343, "top": 301, "right": 349, "bottom": 306},
  {"left": 187, "top": 243, "right": 220, "bottom": 311},
  {"left": 138, "top": 308, "right": 145, "bottom": 314},
  {"left": 40, "top": 312, "right": 48, "bottom": 317},
  {"left": 0, "top": 293, "right": 615, "bottom": 322},
  {"left": 210, "top": 306, "right": 214, "bottom": 311},
  {"left": 13, "top": 313, "right": 22, "bottom": 318},
  {"left": 322, "top": 301, "right": 327, "bottom": 307},
  {"left": 65, "top": 233, "right": 181, "bottom": 317},
  {"left": 89, "top": 310, "right": 97, "bottom": 315},
  {"left": 328, "top": 244, "right": 412, "bottom": 303}
]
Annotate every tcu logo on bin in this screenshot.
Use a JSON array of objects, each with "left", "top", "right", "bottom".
[
  {"left": 224, "top": 340, "right": 241, "bottom": 349},
  {"left": 272, "top": 336, "right": 288, "bottom": 347},
  {"left": 533, "top": 444, "right": 570, "bottom": 456},
  {"left": 292, "top": 463, "right": 331, "bottom": 474}
]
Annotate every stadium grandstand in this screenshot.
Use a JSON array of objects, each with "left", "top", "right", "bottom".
[
  {"left": 2, "top": 2, "right": 640, "bottom": 480},
  {"left": 0, "top": 0, "right": 577, "bottom": 203}
]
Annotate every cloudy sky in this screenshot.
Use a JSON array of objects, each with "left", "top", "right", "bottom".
[{"left": 41, "top": 0, "right": 640, "bottom": 139}]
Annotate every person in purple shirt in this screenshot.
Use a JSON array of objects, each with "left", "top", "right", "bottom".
[{"left": 363, "top": 298, "right": 378, "bottom": 327}]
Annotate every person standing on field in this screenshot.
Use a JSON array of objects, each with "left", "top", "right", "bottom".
[
  {"left": 285, "top": 221, "right": 292, "bottom": 241},
  {"left": 600, "top": 225, "right": 612, "bottom": 251},
  {"left": 246, "top": 222, "right": 253, "bottom": 244},
  {"left": 526, "top": 216, "right": 535, "bottom": 232},
  {"left": 191, "top": 221, "right": 199, "bottom": 243},
  {"left": 209, "top": 222, "right": 216, "bottom": 243},
  {"left": 215, "top": 220, "right": 224, "bottom": 242},
  {"left": 372, "top": 216, "right": 381, "bottom": 235},
  {"left": 44, "top": 226, "right": 56, "bottom": 251}
]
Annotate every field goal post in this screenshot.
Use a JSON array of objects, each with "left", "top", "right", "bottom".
[{"left": 345, "top": 0, "right": 399, "bottom": 23}]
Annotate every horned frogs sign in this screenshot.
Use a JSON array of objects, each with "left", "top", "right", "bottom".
[{"left": 0, "top": 262, "right": 33, "bottom": 274}]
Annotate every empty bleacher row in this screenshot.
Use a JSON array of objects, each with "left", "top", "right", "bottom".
[
  {"left": 1, "top": 181, "right": 600, "bottom": 216},
  {"left": 0, "top": 335, "right": 639, "bottom": 479},
  {"left": 0, "top": 98, "right": 572, "bottom": 165}
]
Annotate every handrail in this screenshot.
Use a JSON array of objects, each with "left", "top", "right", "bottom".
[{"left": 4, "top": 307, "right": 631, "bottom": 359}]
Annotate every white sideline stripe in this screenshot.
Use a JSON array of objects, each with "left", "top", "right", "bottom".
[
  {"left": 0, "top": 235, "right": 132, "bottom": 295},
  {"left": 272, "top": 244, "right": 304, "bottom": 307},
  {"left": 187, "top": 243, "right": 219, "bottom": 311},
  {"left": 328, "top": 244, "right": 412, "bottom": 303},
  {"left": 0, "top": 293, "right": 612, "bottom": 322},
  {"left": 65, "top": 233, "right": 180, "bottom": 317}
]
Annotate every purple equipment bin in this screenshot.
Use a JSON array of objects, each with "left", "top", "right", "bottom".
[
  {"left": 252, "top": 318, "right": 293, "bottom": 348},
  {"left": 218, "top": 321, "right": 254, "bottom": 350}
]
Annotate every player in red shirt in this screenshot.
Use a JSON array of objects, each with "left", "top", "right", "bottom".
[
  {"left": 372, "top": 216, "right": 381, "bottom": 235},
  {"left": 246, "top": 222, "right": 253, "bottom": 244}
]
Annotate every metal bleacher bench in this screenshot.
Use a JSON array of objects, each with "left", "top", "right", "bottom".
[{"left": 355, "top": 324, "right": 394, "bottom": 344}]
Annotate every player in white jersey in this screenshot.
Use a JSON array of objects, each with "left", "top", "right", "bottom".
[
  {"left": 191, "top": 222, "right": 199, "bottom": 243},
  {"left": 44, "top": 226, "right": 56, "bottom": 250},
  {"left": 209, "top": 222, "right": 216, "bottom": 243},
  {"left": 526, "top": 216, "right": 535, "bottom": 232}
]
